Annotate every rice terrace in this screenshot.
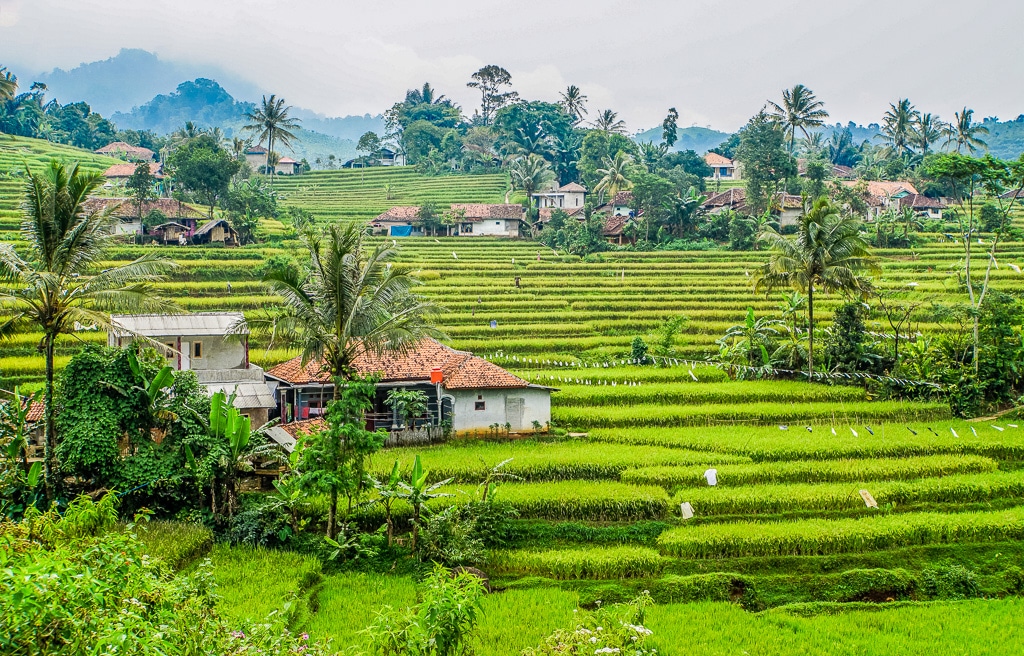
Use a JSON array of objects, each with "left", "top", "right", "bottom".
[{"left": 3, "top": 2, "right": 1024, "bottom": 654}]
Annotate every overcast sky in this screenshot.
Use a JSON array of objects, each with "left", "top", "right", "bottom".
[{"left": 1, "top": 0, "right": 1020, "bottom": 132}]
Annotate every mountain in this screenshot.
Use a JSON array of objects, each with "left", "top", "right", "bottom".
[
  {"left": 36, "top": 48, "right": 264, "bottom": 117},
  {"left": 111, "top": 78, "right": 358, "bottom": 163},
  {"left": 633, "top": 126, "right": 732, "bottom": 154},
  {"left": 288, "top": 108, "right": 384, "bottom": 142}
]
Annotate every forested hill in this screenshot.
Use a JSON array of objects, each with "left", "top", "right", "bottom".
[{"left": 632, "top": 126, "right": 731, "bottom": 153}]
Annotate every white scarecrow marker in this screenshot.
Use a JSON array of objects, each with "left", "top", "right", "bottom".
[
  {"left": 679, "top": 502, "right": 695, "bottom": 520},
  {"left": 703, "top": 468, "right": 718, "bottom": 486}
]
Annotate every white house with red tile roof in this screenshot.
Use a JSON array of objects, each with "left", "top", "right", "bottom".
[
  {"left": 704, "top": 152, "right": 741, "bottom": 181},
  {"left": 264, "top": 337, "right": 553, "bottom": 434},
  {"left": 96, "top": 141, "right": 156, "bottom": 161},
  {"left": 840, "top": 180, "right": 923, "bottom": 219},
  {"left": 449, "top": 203, "right": 525, "bottom": 237}
]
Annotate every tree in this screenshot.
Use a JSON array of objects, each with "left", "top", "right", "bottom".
[
  {"left": 466, "top": 65, "right": 518, "bottom": 126},
  {"left": 594, "top": 151, "right": 633, "bottom": 201},
  {"left": 559, "top": 85, "right": 588, "bottom": 124},
  {"left": 880, "top": 99, "right": 918, "bottom": 156},
  {"left": 734, "top": 111, "right": 797, "bottom": 215},
  {"left": 250, "top": 223, "right": 443, "bottom": 386},
  {"left": 357, "top": 131, "right": 383, "bottom": 165},
  {"left": 767, "top": 84, "right": 829, "bottom": 152},
  {"left": 0, "top": 66, "right": 17, "bottom": 103},
  {"left": 753, "top": 198, "right": 876, "bottom": 379},
  {"left": 167, "top": 135, "right": 241, "bottom": 216},
  {"left": 913, "top": 112, "right": 946, "bottom": 155},
  {"left": 948, "top": 107, "right": 989, "bottom": 154},
  {"left": 243, "top": 94, "right": 301, "bottom": 186},
  {"left": 662, "top": 107, "right": 679, "bottom": 148},
  {"left": 509, "top": 154, "right": 555, "bottom": 213},
  {"left": 593, "top": 109, "right": 627, "bottom": 135},
  {"left": 298, "top": 376, "right": 386, "bottom": 538},
  {"left": 0, "top": 161, "right": 177, "bottom": 500},
  {"left": 826, "top": 128, "right": 860, "bottom": 167},
  {"left": 223, "top": 177, "right": 278, "bottom": 245},
  {"left": 717, "top": 307, "right": 784, "bottom": 370},
  {"left": 125, "top": 161, "right": 156, "bottom": 224},
  {"left": 577, "top": 130, "right": 635, "bottom": 190}
]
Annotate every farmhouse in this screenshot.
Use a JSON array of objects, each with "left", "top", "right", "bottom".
[
  {"left": 343, "top": 148, "right": 407, "bottom": 168},
  {"left": 370, "top": 206, "right": 426, "bottom": 237},
  {"left": 841, "top": 180, "right": 922, "bottom": 219},
  {"left": 531, "top": 182, "right": 587, "bottom": 210},
  {"left": 191, "top": 218, "right": 239, "bottom": 245},
  {"left": 897, "top": 194, "right": 947, "bottom": 219},
  {"left": 276, "top": 157, "right": 301, "bottom": 175},
  {"left": 95, "top": 141, "right": 156, "bottom": 161},
  {"left": 450, "top": 203, "right": 525, "bottom": 236},
  {"left": 83, "top": 197, "right": 203, "bottom": 237},
  {"left": 702, "top": 188, "right": 803, "bottom": 226},
  {"left": 102, "top": 161, "right": 164, "bottom": 187},
  {"left": 704, "top": 152, "right": 741, "bottom": 181},
  {"left": 265, "top": 337, "right": 553, "bottom": 434},
  {"left": 108, "top": 313, "right": 276, "bottom": 425}
]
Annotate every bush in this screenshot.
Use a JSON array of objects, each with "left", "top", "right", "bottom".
[
  {"left": 228, "top": 504, "right": 293, "bottom": 548},
  {"left": 818, "top": 568, "right": 917, "bottom": 602},
  {"left": 649, "top": 573, "right": 754, "bottom": 605},
  {"left": 417, "top": 506, "right": 485, "bottom": 567},
  {"left": 922, "top": 564, "right": 980, "bottom": 599}
]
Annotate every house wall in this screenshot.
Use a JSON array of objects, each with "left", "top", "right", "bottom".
[
  {"left": 465, "top": 219, "right": 519, "bottom": 237},
  {"left": 612, "top": 205, "right": 631, "bottom": 217},
  {"left": 245, "top": 154, "right": 266, "bottom": 170},
  {"left": 450, "top": 387, "right": 550, "bottom": 432},
  {"left": 115, "top": 219, "right": 142, "bottom": 236},
  {"left": 778, "top": 208, "right": 802, "bottom": 227}
]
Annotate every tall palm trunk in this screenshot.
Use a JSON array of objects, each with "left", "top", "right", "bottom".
[
  {"left": 42, "top": 333, "right": 57, "bottom": 502},
  {"left": 807, "top": 285, "right": 814, "bottom": 380},
  {"left": 267, "top": 129, "right": 275, "bottom": 188}
]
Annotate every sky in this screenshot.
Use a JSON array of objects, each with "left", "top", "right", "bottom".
[{"left": 1, "top": 0, "right": 1021, "bottom": 132}]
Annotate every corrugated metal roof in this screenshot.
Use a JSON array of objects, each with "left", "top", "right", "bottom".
[
  {"left": 110, "top": 313, "right": 247, "bottom": 337},
  {"left": 201, "top": 381, "right": 276, "bottom": 410}
]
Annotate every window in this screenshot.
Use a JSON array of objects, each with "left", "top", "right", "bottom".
[
  {"left": 461, "top": 223, "right": 473, "bottom": 233},
  {"left": 495, "top": 221, "right": 501, "bottom": 225},
  {"left": 164, "top": 342, "right": 175, "bottom": 359},
  {"left": 192, "top": 341, "right": 203, "bottom": 359},
  {"left": 475, "top": 394, "right": 485, "bottom": 411}
]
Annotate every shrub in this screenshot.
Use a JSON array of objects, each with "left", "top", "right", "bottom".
[
  {"left": 922, "top": 564, "right": 981, "bottom": 599},
  {"left": 817, "top": 568, "right": 917, "bottom": 602}
]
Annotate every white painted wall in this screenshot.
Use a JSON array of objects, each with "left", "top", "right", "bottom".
[
  {"left": 470, "top": 219, "right": 519, "bottom": 237},
  {"left": 450, "top": 387, "right": 551, "bottom": 432}
]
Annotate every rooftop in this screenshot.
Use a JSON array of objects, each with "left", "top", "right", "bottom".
[
  {"left": 373, "top": 206, "right": 422, "bottom": 222},
  {"left": 450, "top": 203, "right": 525, "bottom": 221},
  {"left": 110, "top": 312, "right": 247, "bottom": 338},
  {"left": 84, "top": 197, "right": 204, "bottom": 219},
  {"left": 266, "top": 337, "right": 531, "bottom": 390},
  {"left": 704, "top": 152, "right": 733, "bottom": 166},
  {"left": 104, "top": 162, "right": 163, "bottom": 179},
  {"left": 96, "top": 142, "right": 156, "bottom": 160}
]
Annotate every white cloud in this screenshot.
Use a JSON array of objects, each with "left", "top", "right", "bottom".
[{"left": 0, "top": 0, "right": 22, "bottom": 28}]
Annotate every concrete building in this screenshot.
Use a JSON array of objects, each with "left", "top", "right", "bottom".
[
  {"left": 704, "top": 152, "right": 741, "bottom": 181},
  {"left": 531, "top": 182, "right": 587, "bottom": 211},
  {"left": 108, "top": 313, "right": 275, "bottom": 426},
  {"left": 265, "top": 337, "right": 553, "bottom": 434},
  {"left": 449, "top": 204, "right": 525, "bottom": 237}
]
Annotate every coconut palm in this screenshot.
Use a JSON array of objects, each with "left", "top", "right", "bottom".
[
  {"left": 880, "top": 99, "right": 918, "bottom": 156},
  {"left": 248, "top": 223, "right": 443, "bottom": 386},
  {"left": 0, "top": 66, "right": 17, "bottom": 102},
  {"left": 593, "top": 109, "right": 627, "bottom": 135},
  {"left": 559, "top": 85, "right": 588, "bottom": 124},
  {"left": 947, "top": 107, "right": 989, "bottom": 154},
  {"left": 406, "top": 82, "right": 446, "bottom": 105},
  {"left": 826, "top": 128, "right": 860, "bottom": 167},
  {"left": 0, "top": 161, "right": 177, "bottom": 500},
  {"left": 753, "top": 198, "right": 876, "bottom": 379},
  {"left": 594, "top": 151, "right": 633, "bottom": 201},
  {"left": 509, "top": 154, "right": 555, "bottom": 206},
  {"left": 767, "top": 84, "right": 830, "bottom": 153},
  {"left": 913, "top": 112, "right": 946, "bottom": 155},
  {"left": 243, "top": 95, "right": 301, "bottom": 186},
  {"left": 638, "top": 141, "right": 668, "bottom": 172}
]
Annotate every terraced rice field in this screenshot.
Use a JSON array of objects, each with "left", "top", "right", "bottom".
[{"left": 10, "top": 135, "right": 1024, "bottom": 652}]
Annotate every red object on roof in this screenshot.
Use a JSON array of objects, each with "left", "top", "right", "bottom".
[
  {"left": 450, "top": 203, "right": 525, "bottom": 221},
  {"left": 430, "top": 367, "right": 443, "bottom": 384},
  {"left": 266, "top": 337, "right": 531, "bottom": 390}
]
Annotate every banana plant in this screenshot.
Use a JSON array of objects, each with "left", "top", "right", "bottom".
[
  {"left": 371, "top": 460, "right": 403, "bottom": 545},
  {"left": 106, "top": 350, "right": 178, "bottom": 440},
  {"left": 0, "top": 387, "right": 44, "bottom": 518},
  {"left": 395, "top": 455, "right": 452, "bottom": 552}
]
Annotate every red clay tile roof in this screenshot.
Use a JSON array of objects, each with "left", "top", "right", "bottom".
[
  {"left": 246, "top": 146, "right": 268, "bottom": 154},
  {"left": 703, "top": 188, "right": 746, "bottom": 208},
  {"left": 25, "top": 401, "right": 43, "bottom": 422},
  {"left": 832, "top": 164, "right": 856, "bottom": 179},
  {"left": 103, "top": 162, "right": 163, "bottom": 179},
  {"left": 279, "top": 418, "right": 326, "bottom": 439},
  {"left": 373, "top": 206, "right": 422, "bottom": 222},
  {"left": 266, "top": 338, "right": 530, "bottom": 390},
  {"left": 611, "top": 191, "right": 634, "bottom": 206},
  {"left": 842, "top": 180, "right": 919, "bottom": 198},
  {"left": 450, "top": 204, "right": 524, "bottom": 221},
  {"left": 538, "top": 207, "right": 584, "bottom": 223},
  {"left": 704, "top": 152, "right": 733, "bottom": 166},
  {"left": 84, "top": 197, "right": 204, "bottom": 219},
  {"left": 999, "top": 189, "right": 1024, "bottom": 199},
  {"left": 278, "top": 157, "right": 298, "bottom": 164},
  {"left": 898, "top": 194, "right": 946, "bottom": 210},
  {"left": 557, "top": 182, "right": 587, "bottom": 193},
  {"left": 96, "top": 141, "right": 156, "bottom": 160},
  {"left": 602, "top": 214, "right": 635, "bottom": 236}
]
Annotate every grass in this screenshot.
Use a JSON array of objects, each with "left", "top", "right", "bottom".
[
  {"left": 210, "top": 544, "right": 322, "bottom": 628},
  {"left": 133, "top": 520, "right": 213, "bottom": 570},
  {"left": 489, "top": 546, "right": 666, "bottom": 579}
]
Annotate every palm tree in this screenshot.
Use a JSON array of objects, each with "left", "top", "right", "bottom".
[
  {"left": 593, "top": 109, "right": 627, "bottom": 135},
  {"left": 243, "top": 95, "right": 301, "bottom": 186},
  {"left": 638, "top": 141, "right": 668, "bottom": 172},
  {"left": 912, "top": 113, "right": 945, "bottom": 155},
  {"left": 753, "top": 198, "right": 876, "bottom": 379},
  {"left": 594, "top": 151, "right": 633, "bottom": 201},
  {"left": 509, "top": 154, "right": 555, "bottom": 210},
  {"left": 0, "top": 161, "right": 177, "bottom": 500},
  {"left": 559, "top": 85, "right": 588, "bottom": 124},
  {"left": 880, "top": 99, "right": 918, "bottom": 156},
  {"left": 767, "top": 84, "right": 830, "bottom": 153},
  {"left": 826, "top": 128, "right": 860, "bottom": 167},
  {"left": 947, "top": 107, "right": 989, "bottom": 154},
  {"left": 249, "top": 223, "right": 443, "bottom": 385},
  {"left": 0, "top": 66, "right": 17, "bottom": 102}
]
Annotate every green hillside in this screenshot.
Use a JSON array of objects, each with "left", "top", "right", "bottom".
[{"left": 273, "top": 167, "right": 510, "bottom": 222}]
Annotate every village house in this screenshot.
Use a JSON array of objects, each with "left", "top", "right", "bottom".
[
  {"left": 151, "top": 222, "right": 192, "bottom": 244},
  {"left": 108, "top": 313, "right": 276, "bottom": 426},
  {"left": 343, "top": 148, "right": 407, "bottom": 168},
  {"left": 450, "top": 203, "right": 525, "bottom": 236},
  {"left": 531, "top": 182, "right": 587, "bottom": 210},
  {"left": 83, "top": 197, "right": 203, "bottom": 237},
  {"left": 191, "top": 218, "right": 239, "bottom": 246},
  {"left": 370, "top": 206, "right": 427, "bottom": 237},
  {"left": 264, "top": 337, "right": 553, "bottom": 435},
  {"left": 702, "top": 188, "right": 803, "bottom": 227},
  {"left": 897, "top": 194, "right": 947, "bottom": 219},
  {"left": 276, "top": 157, "right": 301, "bottom": 175},
  {"left": 244, "top": 146, "right": 301, "bottom": 175},
  {"left": 102, "top": 162, "right": 164, "bottom": 190},
  {"left": 704, "top": 152, "right": 742, "bottom": 181},
  {"left": 841, "top": 180, "right": 926, "bottom": 220},
  {"left": 96, "top": 141, "right": 156, "bottom": 161}
]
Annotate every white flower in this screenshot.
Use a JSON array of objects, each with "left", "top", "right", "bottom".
[
  {"left": 594, "top": 649, "right": 620, "bottom": 655},
  {"left": 590, "top": 636, "right": 598, "bottom": 643}
]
